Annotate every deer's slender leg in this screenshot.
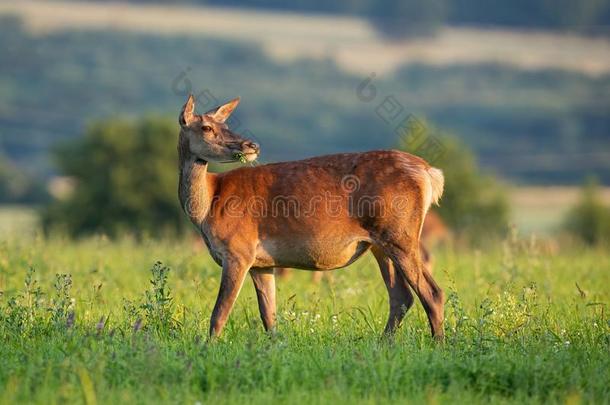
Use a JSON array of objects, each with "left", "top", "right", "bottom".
[
  {"left": 209, "top": 258, "right": 251, "bottom": 338},
  {"left": 250, "top": 268, "right": 276, "bottom": 332},
  {"left": 388, "top": 244, "right": 444, "bottom": 340},
  {"left": 372, "top": 246, "right": 414, "bottom": 334}
]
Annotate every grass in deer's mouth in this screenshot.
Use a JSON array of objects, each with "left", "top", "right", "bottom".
[
  {"left": 0, "top": 236, "right": 608, "bottom": 403},
  {"left": 233, "top": 151, "right": 248, "bottom": 163}
]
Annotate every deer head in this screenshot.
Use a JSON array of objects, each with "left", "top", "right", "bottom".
[{"left": 179, "top": 94, "right": 259, "bottom": 163}]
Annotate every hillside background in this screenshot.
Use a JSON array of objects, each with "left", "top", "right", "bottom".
[{"left": 0, "top": 0, "right": 609, "bottom": 223}]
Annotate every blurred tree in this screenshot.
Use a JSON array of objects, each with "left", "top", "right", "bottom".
[
  {"left": 563, "top": 178, "right": 610, "bottom": 245},
  {"left": 42, "top": 117, "right": 189, "bottom": 237},
  {"left": 448, "top": 0, "right": 610, "bottom": 30},
  {"left": 542, "top": 0, "right": 609, "bottom": 30},
  {"left": 367, "top": 0, "right": 448, "bottom": 38},
  {"left": 398, "top": 121, "right": 509, "bottom": 241}
]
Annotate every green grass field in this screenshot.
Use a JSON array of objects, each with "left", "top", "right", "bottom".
[{"left": 0, "top": 234, "right": 608, "bottom": 404}]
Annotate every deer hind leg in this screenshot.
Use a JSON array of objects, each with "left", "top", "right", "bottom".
[
  {"left": 209, "top": 257, "right": 252, "bottom": 338},
  {"left": 372, "top": 246, "right": 414, "bottom": 335},
  {"left": 250, "top": 268, "right": 276, "bottom": 332},
  {"left": 387, "top": 241, "right": 445, "bottom": 340}
]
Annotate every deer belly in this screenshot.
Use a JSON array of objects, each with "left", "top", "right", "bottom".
[{"left": 255, "top": 238, "right": 371, "bottom": 270}]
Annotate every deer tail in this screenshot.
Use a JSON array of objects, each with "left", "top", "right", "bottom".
[{"left": 426, "top": 167, "right": 444, "bottom": 207}]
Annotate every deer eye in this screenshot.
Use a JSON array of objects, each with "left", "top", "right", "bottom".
[{"left": 202, "top": 125, "right": 213, "bottom": 133}]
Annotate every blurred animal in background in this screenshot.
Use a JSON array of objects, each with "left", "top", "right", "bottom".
[{"left": 419, "top": 210, "right": 451, "bottom": 274}]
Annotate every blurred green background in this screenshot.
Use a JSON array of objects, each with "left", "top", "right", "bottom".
[{"left": 1, "top": 0, "right": 610, "bottom": 241}]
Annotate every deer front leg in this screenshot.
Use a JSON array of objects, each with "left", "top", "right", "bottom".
[
  {"left": 209, "top": 258, "right": 251, "bottom": 338},
  {"left": 250, "top": 268, "right": 276, "bottom": 332}
]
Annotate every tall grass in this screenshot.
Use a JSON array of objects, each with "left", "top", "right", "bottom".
[{"left": 0, "top": 235, "right": 608, "bottom": 404}]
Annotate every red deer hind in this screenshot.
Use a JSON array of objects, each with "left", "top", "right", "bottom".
[{"left": 177, "top": 95, "right": 445, "bottom": 339}]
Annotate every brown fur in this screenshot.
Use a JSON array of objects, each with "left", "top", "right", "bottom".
[
  {"left": 277, "top": 209, "right": 450, "bottom": 282},
  {"left": 177, "top": 95, "right": 445, "bottom": 339}
]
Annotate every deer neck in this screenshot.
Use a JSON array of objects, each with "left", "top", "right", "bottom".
[{"left": 178, "top": 137, "right": 215, "bottom": 227}]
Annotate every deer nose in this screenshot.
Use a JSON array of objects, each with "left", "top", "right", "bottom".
[{"left": 242, "top": 141, "right": 259, "bottom": 153}]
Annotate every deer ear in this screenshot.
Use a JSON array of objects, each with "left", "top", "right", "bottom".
[
  {"left": 210, "top": 97, "right": 240, "bottom": 123},
  {"left": 179, "top": 94, "right": 196, "bottom": 127}
]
